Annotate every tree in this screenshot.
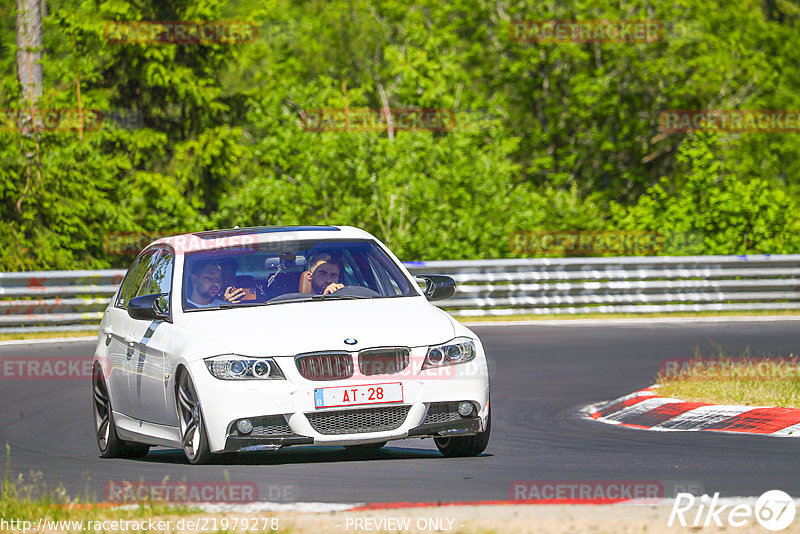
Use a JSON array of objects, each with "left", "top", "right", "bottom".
[
  {"left": 612, "top": 131, "right": 800, "bottom": 254},
  {"left": 15, "top": 0, "right": 42, "bottom": 107}
]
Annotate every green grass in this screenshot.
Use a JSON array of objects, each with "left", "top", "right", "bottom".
[
  {"left": 0, "top": 330, "right": 97, "bottom": 341},
  {"left": 0, "top": 444, "right": 229, "bottom": 531},
  {"left": 656, "top": 352, "right": 800, "bottom": 408}
]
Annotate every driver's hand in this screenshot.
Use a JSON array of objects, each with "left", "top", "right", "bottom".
[
  {"left": 323, "top": 283, "right": 345, "bottom": 295},
  {"left": 223, "top": 286, "right": 246, "bottom": 303}
]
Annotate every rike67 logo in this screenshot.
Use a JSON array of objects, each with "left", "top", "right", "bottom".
[{"left": 669, "top": 490, "right": 796, "bottom": 531}]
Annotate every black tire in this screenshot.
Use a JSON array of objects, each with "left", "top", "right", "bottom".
[
  {"left": 344, "top": 441, "right": 387, "bottom": 452},
  {"left": 92, "top": 364, "right": 151, "bottom": 459},
  {"left": 123, "top": 443, "right": 151, "bottom": 458},
  {"left": 434, "top": 406, "right": 491, "bottom": 458},
  {"left": 176, "top": 369, "right": 211, "bottom": 465}
]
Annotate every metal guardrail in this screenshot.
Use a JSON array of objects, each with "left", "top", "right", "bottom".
[
  {"left": 0, "top": 269, "right": 124, "bottom": 333},
  {"left": 409, "top": 255, "right": 800, "bottom": 317},
  {"left": 1, "top": 255, "right": 799, "bottom": 333}
]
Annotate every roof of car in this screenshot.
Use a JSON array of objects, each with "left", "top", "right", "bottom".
[
  {"left": 192, "top": 225, "right": 341, "bottom": 239},
  {"left": 150, "top": 225, "right": 374, "bottom": 252}
]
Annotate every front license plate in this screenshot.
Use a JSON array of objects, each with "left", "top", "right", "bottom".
[{"left": 314, "top": 382, "right": 403, "bottom": 409}]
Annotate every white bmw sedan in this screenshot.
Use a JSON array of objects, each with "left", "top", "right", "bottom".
[{"left": 92, "top": 226, "right": 490, "bottom": 464}]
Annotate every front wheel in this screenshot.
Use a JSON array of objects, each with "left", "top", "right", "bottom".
[
  {"left": 92, "top": 363, "right": 150, "bottom": 459},
  {"left": 176, "top": 370, "right": 211, "bottom": 465},
  {"left": 434, "top": 406, "right": 491, "bottom": 458}
]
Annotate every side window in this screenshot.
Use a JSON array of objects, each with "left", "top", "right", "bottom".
[
  {"left": 136, "top": 249, "right": 173, "bottom": 298},
  {"left": 115, "top": 257, "right": 140, "bottom": 308},
  {"left": 116, "top": 250, "right": 158, "bottom": 309}
]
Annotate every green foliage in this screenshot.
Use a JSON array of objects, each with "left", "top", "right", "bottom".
[
  {"left": 612, "top": 131, "right": 800, "bottom": 254},
  {"left": 1, "top": 0, "right": 800, "bottom": 270}
]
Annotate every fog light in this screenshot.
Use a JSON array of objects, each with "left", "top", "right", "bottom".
[
  {"left": 237, "top": 419, "right": 253, "bottom": 434},
  {"left": 457, "top": 401, "right": 474, "bottom": 417}
]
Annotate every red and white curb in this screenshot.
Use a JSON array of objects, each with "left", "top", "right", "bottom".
[{"left": 581, "top": 386, "right": 800, "bottom": 437}]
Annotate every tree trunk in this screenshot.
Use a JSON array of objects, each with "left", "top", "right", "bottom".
[
  {"left": 16, "top": 0, "right": 43, "bottom": 108},
  {"left": 15, "top": 0, "right": 45, "bottom": 218}
]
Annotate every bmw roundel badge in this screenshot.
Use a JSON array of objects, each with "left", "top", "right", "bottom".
[{"left": 344, "top": 338, "right": 358, "bottom": 345}]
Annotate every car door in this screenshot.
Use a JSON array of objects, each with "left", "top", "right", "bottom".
[
  {"left": 126, "top": 247, "right": 174, "bottom": 425},
  {"left": 105, "top": 250, "right": 158, "bottom": 417}
]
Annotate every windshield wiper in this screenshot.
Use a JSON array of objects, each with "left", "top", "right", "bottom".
[
  {"left": 188, "top": 303, "right": 236, "bottom": 311},
  {"left": 264, "top": 296, "right": 314, "bottom": 305},
  {"left": 310, "top": 294, "right": 371, "bottom": 301}
]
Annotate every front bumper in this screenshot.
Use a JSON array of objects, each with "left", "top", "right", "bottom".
[
  {"left": 224, "top": 435, "right": 314, "bottom": 452},
  {"left": 189, "top": 352, "right": 490, "bottom": 453},
  {"left": 407, "top": 414, "right": 482, "bottom": 437},
  {"left": 223, "top": 416, "right": 482, "bottom": 453}
]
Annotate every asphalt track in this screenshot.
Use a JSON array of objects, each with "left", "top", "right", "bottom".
[{"left": 1, "top": 320, "right": 799, "bottom": 504}]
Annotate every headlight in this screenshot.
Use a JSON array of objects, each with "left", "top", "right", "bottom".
[
  {"left": 423, "top": 338, "right": 476, "bottom": 369},
  {"left": 204, "top": 355, "right": 285, "bottom": 380}
]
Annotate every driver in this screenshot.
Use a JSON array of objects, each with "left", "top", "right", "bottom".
[
  {"left": 300, "top": 253, "right": 345, "bottom": 295},
  {"left": 187, "top": 260, "right": 227, "bottom": 308}
]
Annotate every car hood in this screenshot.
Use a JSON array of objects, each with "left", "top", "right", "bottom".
[{"left": 176, "top": 296, "right": 457, "bottom": 356}]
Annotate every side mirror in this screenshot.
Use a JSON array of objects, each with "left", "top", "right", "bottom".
[
  {"left": 416, "top": 275, "right": 456, "bottom": 301},
  {"left": 128, "top": 293, "right": 170, "bottom": 321}
]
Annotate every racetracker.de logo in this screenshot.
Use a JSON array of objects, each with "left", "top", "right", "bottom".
[
  {"left": 104, "top": 481, "right": 260, "bottom": 504},
  {"left": 104, "top": 232, "right": 259, "bottom": 256},
  {"left": 509, "top": 230, "right": 665, "bottom": 256},
  {"left": 659, "top": 110, "right": 800, "bottom": 133},
  {"left": 0, "top": 109, "right": 103, "bottom": 132},
  {"left": 1, "top": 357, "right": 93, "bottom": 380},
  {"left": 509, "top": 20, "right": 663, "bottom": 43},
  {"left": 103, "top": 20, "right": 258, "bottom": 45},
  {"left": 300, "top": 108, "right": 456, "bottom": 132},
  {"left": 105, "top": 231, "right": 175, "bottom": 256},
  {"left": 659, "top": 357, "right": 800, "bottom": 380},
  {"left": 510, "top": 480, "right": 665, "bottom": 503}
]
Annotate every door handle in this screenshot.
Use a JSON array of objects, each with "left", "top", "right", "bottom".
[
  {"left": 101, "top": 326, "right": 113, "bottom": 335},
  {"left": 124, "top": 334, "right": 136, "bottom": 345}
]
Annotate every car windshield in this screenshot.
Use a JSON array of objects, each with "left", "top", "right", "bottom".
[{"left": 182, "top": 239, "right": 419, "bottom": 311}]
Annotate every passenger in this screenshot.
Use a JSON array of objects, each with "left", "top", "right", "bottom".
[
  {"left": 217, "top": 257, "right": 246, "bottom": 303},
  {"left": 300, "top": 253, "right": 345, "bottom": 295}
]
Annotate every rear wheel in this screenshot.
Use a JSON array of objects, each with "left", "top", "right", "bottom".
[
  {"left": 434, "top": 406, "right": 491, "bottom": 458},
  {"left": 92, "top": 364, "right": 150, "bottom": 458},
  {"left": 176, "top": 370, "right": 211, "bottom": 465}
]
